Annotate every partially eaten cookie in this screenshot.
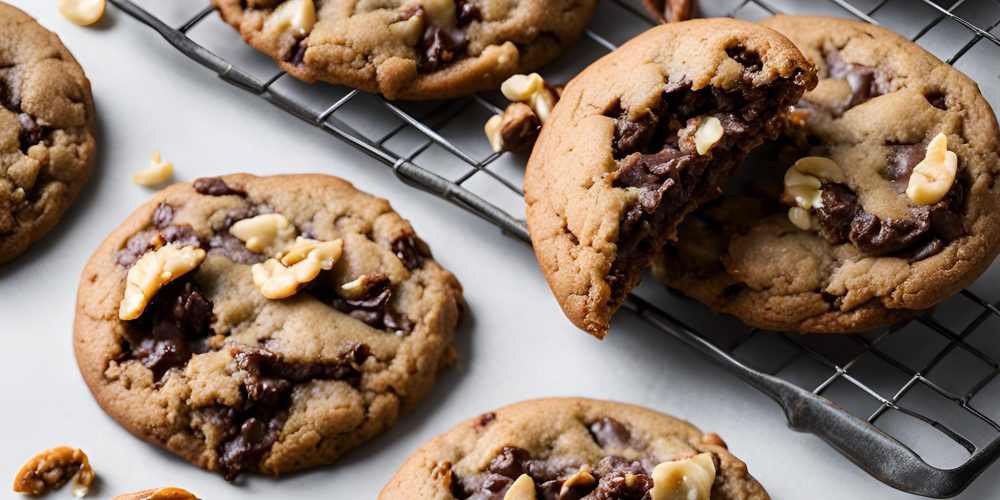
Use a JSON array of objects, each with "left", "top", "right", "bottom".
[{"left": 525, "top": 19, "right": 816, "bottom": 337}]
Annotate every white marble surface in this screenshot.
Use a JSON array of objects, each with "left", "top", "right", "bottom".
[{"left": 2, "top": 1, "right": 999, "bottom": 499}]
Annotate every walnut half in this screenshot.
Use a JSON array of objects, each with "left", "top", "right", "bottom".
[{"left": 13, "top": 447, "right": 94, "bottom": 497}]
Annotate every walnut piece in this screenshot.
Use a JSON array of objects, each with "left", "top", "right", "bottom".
[
  {"left": 229, "top": 213, "right": 297, "bottom": 253},
  {"left": 130, "top": 152, "right": 174, "bottom": 186},
  {"left": 251, "top": 237, "right": 344, "bottom": 299},
  {"left": 781, "top": 156, "right": 845, "bottom": 231},
  {"left": 503, "top": 474, "right": 536, "bottom": 500},
  {"left": 389, "top": 12, "right": 424, "bottom": 46},
  {"left": 693, "top": 116, "right": 723, "bottom": 155},
  {"left": 484, "top": 102, "right": 541, "bottom": 153},
  {"left": 57, "top": 0, "right": 105, "bottom": 26},
  {"left": 264, "top": 0, "right": 316, "bottom": 37},
  {"left": 119, "top": 244, "right": 206, "bottom": 320},
  {"left": 560, "top": 469, "right": 597, "bottom": 497},
  {"left": 111, "top": 487, "right": 199, "bottom": 500},
  {"left": 648, "top": 452, "right": 716, "bottom": 500},
  {"left": 339, "top": 273, "right": 387, "bottom": 299},
  {"left": 416, "top": 0, "right": 456, "bottom": 27},
  {"left": 906, "top": 132, "right": 957, "bottom": 205},
  {"left": 499, "top": 73, "right": 559, "bottom": 124},
  {"left": 13, "top": 447, "right": 94, "bottom": 497}
]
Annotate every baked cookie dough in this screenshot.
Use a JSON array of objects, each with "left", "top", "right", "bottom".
[
  {"left": 0, "top": 2, "right": 96, "bottom": 264},
  {"left": 212, "top": 0, "right": 596, "bottom": 100},
  {"left": 525, "top": 18, "right": 816, "bottom": 338},
  {"left": 74, "top": 174, "right": 463, "bottom": 479},
  {"left": 653, "top": 16, "right": 1000, "bottom": 333},
  {"left": 380, "top": 398, "right": 769, "bottom": 499}
]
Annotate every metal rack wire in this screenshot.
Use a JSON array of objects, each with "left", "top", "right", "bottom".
[{"left": 108, "top": 0, "right": 1000, "bottom": 496}]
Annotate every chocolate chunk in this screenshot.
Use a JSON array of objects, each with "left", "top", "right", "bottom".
[
  {"left": 151, "top": 204, "right": 174, "bottom": 228},
  {"left": 419, "top": 24, "right": 468, "bottom": 71},
  {"left": 726, "top": 46, "right": 763, "bottom": 73},
  {"left": 17, "top": 113, "right": 42, "bottom": 152},
  {"left": 826, "top": 51, "right": 890, "bottom": 112},
  {"left": 816, "top": 183, "right": 859, "bottom": 244},
  {"left": 233, "top": 343, "right": 371, "bottom": 389},
  {"left": 883, "top": 144, "right": 926, "bottom": 190},
  {"left": 218, "top": 415, "right": 284, "bottom": 481},
  {"left": 537, "top": 480, "right": 563, "bottom": 500},
  {"left": 850, "top": 210, "right": 930, "bottom": 255},
  {"left": 475, "top": 412, "right": 496, "bottom": 428},
  {"left": 193, "top": 177, "right": 244, "bottom": 196},
  {"left": 208, "top": 233, "right": 267, "bottom": 264},
  {"left": 456, "top": 0, "right": 481, "bottom": 27},
  {"left": 392, "top": 233, "right": 427, "bottom": 270},
  {"left": 499, "top": 104, "right": 542, "bottom": 153},
  {"left": 589, "top": 417, "right": 631, "bottom": 448},
  {"left": 898, "top": 238, "right": 945, "bottom": 263},
  {"left": 487, "top": 446, "right": 529, "bottom": 478},
  {"left": 287, "top": 38, "right": 308, "bottom": 65},
  {"left": 125, "top": 281, "right": 215, "bottom": 380}
]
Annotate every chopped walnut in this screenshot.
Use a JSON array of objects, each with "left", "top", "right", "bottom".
[
  {"left": 130, "top": 152, "right": 174, "bottom": 186},
  {"left": 229, "top": 213, "right": 297, "bottom": 254},
  {"left": 648, "top": 452, "right": 716, "bottom": 500},
  {"left": 907, "top": 132, "right": 957, "bottom": 205},
  {"left": 111, "top": 487, "right": 199, "bottom": 500},
  {"left": 780, "top": 156, "right": 844, "bottom": 231},
  {"left": 119, "top": 244, "right": 207, "bottom": 320},
  {"left": 13, "top": 447, "right": 94, "bottom": 497},
  {"left": 503, "top": 474, "right": 536, "bottom": 500},
  {"left": 484, "top": 102, "right": 541, "bottom": 153},
  {"left": 251, "top": 237, "right": 344, "bottom": 299},
  {"left": 57, "top": 0, "right": 105, "bottom": 26}
]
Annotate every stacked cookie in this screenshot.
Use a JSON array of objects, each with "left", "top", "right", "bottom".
[{"left": 525, "top": 16, "right": 1000, "bottom": 336}]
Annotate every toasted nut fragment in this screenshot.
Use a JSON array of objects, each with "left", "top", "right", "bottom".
[
  {"left": 794, "top": 156, "right": 845, "bottom": 183},
  {"left": 648, "top": 452, "right": 716, "bottom": 500},
  {"left": 784, "top": 166, "right": 821, "bottom": 189},
  {"left": 484, "top": 114, "right": 505, "bottom": 152},
  {"left": 264, "top": 0, "right": 316, "bottom": 37},
  {"left": 13, "top": 447, "right": 94, "bottom": 497},
  {"left": 389, "top": 12, "right": 424, "bottom": 46},
  {"left": 503, "top": 474, "right": 536, "bottom": 500},
  {"left": 907, "top": 132, "right": 958, "bottom": 205},
  {"left": 643, "top": 0, "right": 692, "bottom": 23},
  {"left": 501, "top": 73, "right": 545, "bottom": 102},
  {"left": 528, "top": 87, "right": 558, "bottom": 124},
  {"left": 112, "top": 487, "right": 199, "bottom": 500},
  {"left": 252, "top": 238, "right": 343, "bottom": 299},
  {"left": 560, "top": 470, "right": 597, "bottom": 496},
  {"left": 416, "top": 0, "right": 456, "bottom": 27},
  {"left": 339, "top": 273, "right": 386, "bottom": 299},
  {"left": 119, "top": 244, "right": 206, "bottom": 320},
  {"left": 229, "top": 213, "right": 297, "bottom": 253},
  {"left": 694, "top": 117, "right": 724, "bottom": 155},
  {"left": 787, "top": 206, "right": 815, "bottom": 231},
  {"left": 785, "top": 184, "right": 824, "bottom": 209},
  {"left": 131, "top": 152, "right": 174, "bottom": 186},
  {"left": 57, "top": 0, "right": 105, "bottom": 26}
]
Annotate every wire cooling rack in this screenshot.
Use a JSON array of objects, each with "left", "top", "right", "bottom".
[{"left": 108, "top": 0, "right": 1000, "bottom": 496}]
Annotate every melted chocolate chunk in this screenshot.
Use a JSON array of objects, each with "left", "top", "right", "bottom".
[
  {"left": 883, "top": 144, "right": 926, "bottom": 191},
  {"left": 416, "top": 1, "right": 479, "bottom": 71},
  {"left": 476, "top": 412, "right": 496, "bottom": 428},
  {"left": 589, "top": 417, "right": 631, "bottom": 448},
  {"left": 825, "top": 51, "right": 890, "bottom": 112},
  {"left": 115, "top": 224, "right": 202, "bottom": 268},
  {"left": 605, "top": 73, "right": 805, "bottom": 308},
  {"left": 124, "top": 280, "right": 215, "bottom": 380},
  {"left": 316, "top": 274, "right": 413, "bottom": 335},
  {"left": 392, "top": 233, "right": 427, "bottom": 270},
  {"left": 215, "top": 343, "right": 371, "bottom": 480},
  {"left": 816, "top": 181, "right": 965, "bottom": 259},
  {"left": 17, "top": 113, "right": 42, "bottom": 152},
  {"left": 287, "top": 38, "right": 308, "bottom": 65},
  {"left": 208, "top": 233, "right": 267, "bottom": 265},
  {"left": 193, "top": 177, "right": 245, "bottom": 196},
  {"left": 452, "top": 447, "right": 655, "bottom": 500},
  {"left": 151, "top": 203, "right": 174, "bottom": 228}
]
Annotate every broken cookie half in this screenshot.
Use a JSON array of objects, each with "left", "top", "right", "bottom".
[{"left": 525, "top": 18, "right": 816, "bottom": 338}]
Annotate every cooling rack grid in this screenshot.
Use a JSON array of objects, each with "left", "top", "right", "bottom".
[{"left": 107, "top": 0, "right": 1000, "bottom": 496}]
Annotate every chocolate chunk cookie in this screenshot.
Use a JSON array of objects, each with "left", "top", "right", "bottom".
[
  {"left": 0, "top": 2, "right": 96, "bottom": 264},
  {"left": 380, "top": 398, "right": 768, "bottom": 499},
  {"left": 524, "top": 19, "right": 816, "bottom": 338},
  {"left": 74, "top": 174, "right": 463, "bottom": 479},
  {"left": 212, "top": 0, "right": 595, "bottom": 100},
  {"left": 652, "top": 16, "right": 1000, "bottom": 333}
]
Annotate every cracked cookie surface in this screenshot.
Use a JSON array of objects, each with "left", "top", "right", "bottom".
[
  {"left": 0, "top": 2, "right": 95, "bottom": 264},
  {"left": 74, "top": 174, "right": 463, "bottom": 479},
  {"left": 212, "top": 0, "right": 595, "bottom": 100},
  {"left": 380, "top": 398, "right": 768, "bottom": 500},
  {"left": 524, "top": 19, "right": 815, "bottom": 338},
  {"left": 652, "top": 16, "right": 1000, "bottom": 333}
]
